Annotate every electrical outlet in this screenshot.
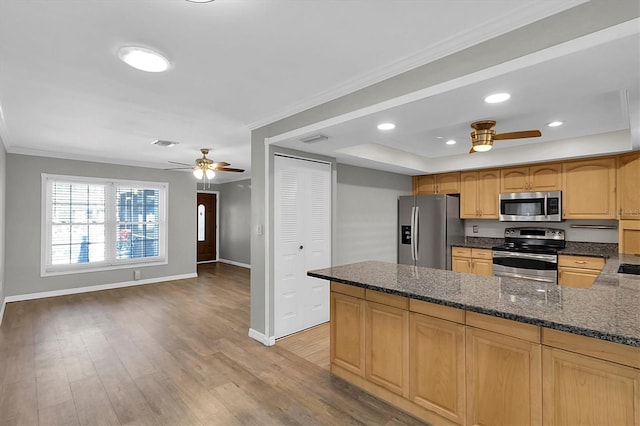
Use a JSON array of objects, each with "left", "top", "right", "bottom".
[
  {"left": 473, "top": 225, "right": 479, "bottom": 233},
  {"left": 134, "top": 270, "right": 141, "bottom": 280}
]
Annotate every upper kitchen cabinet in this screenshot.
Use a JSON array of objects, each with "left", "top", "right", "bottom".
[
  {"left": 617, "top": 152, "right": 640, "bottom": 220},
  {"left": 460, "top": 170, "right": 499, "bottom": 219},
  {"left": 500, "top": 163, "right": 561, "bottom": 193},
  {"left": 414, "top": 172, "right": 460, "bottom": 195},
  {"left": 562, "top": 157, "right": 616, "bottom": 219}
]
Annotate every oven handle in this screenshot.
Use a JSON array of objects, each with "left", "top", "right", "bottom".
[
  {"left": 544, "top": 193, "right": 548, "bottom": 218},
  {"left": 495, "top": 272, "right": 557, "bottom": 283},
  {"left": 492, "top": 251, "right": 557, "bottom": 262}
]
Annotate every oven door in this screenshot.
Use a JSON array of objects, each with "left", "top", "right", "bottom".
[{"left": 492, "top": 250, "right": 558, "bottom": 283}]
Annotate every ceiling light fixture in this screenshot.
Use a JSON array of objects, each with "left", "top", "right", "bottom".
[
  {"left": 377, "top": 123, "right": 396, "bottom": 130},
  {"left": 300, "top": 134, "right": 329, "bottom": 144},
  {"left": 471, "top": 144, "right": 492, "bottom": 152},
  {"left": 118, "top": 46, "right": 170, "bottom": 73},
  {"left": 193, "top": 166, "right": 215, "bottom": 180},
  {"left": 547, "top": 121, "right": 564, "bottom": 127},
  {"left": 446, "top": 140, "right": 456, "bottom": 145},
  {"left": 484, "top": 93, "right": 511, "bottom": 104}
]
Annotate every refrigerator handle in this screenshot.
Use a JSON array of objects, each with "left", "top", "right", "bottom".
[
  {"left": 413, "top": 206, "right": 419, "bottom": 261},
  {"left": 410, "top": 206, "right": 416, "bottom": 261}
]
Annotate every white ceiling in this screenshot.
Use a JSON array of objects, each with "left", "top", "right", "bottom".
[{"left": 1, "top": 0, "right": 636, "bottom": 183}]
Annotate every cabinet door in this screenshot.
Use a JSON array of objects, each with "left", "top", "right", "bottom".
[
  {"left": 452, "top": 256, "right": 471, "bottom": 273},
  {"left": 500, "top": 167, "right": 529, "bottom": 192},
  {"left": 563, "top": 158, "right": 616, "bottom": 219},
  {"left": 331, "top": 292, "right": 365, "bottom": 376},
  {"left": 437, "top": 172, "right": 461, "bottom": 194},
  {"left": 409, "top": 313, "right": 465, "bottom": 424},
  {"left": 529, "top": 163, "right": 561, "bottom": 191},
  {"left": 558, "top": 267, "right": 599, "bottom": 288},
  {"left": 477, "top": 170, "right": 499, "bottom": 218},
  {"left": 472, "top": 259, "right": 493, "bottom": 276},
  {"left": 543, "top": 346, "right": 640, "bottom": 426},
  {"left": 466, "top": 327, "right": 542, "bottom": 426},
  {"left": 619, "top": 220, "right": 640, "bottom": 255},
  {"left": 618, "top": 152, "right": 640, "bottom": 219},
  {"left": 460, "top": 172, "right": 479, "bottom": 218},
  {"left": 365, "top": 301, "right": 409, "bottom": 396},
  {"left": 415, "top": 175, "right": 437, "bottom": 194}
]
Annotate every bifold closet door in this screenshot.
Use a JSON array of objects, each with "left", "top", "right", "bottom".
[{"left": 274, "top": 155, "right": 331, "bottom": 338}]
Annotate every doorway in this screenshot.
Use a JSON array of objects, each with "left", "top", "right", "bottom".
[{"left": 197, "top": 192, "right": 218, "bottom": 263}]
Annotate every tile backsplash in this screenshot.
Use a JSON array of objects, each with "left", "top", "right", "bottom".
[{"left": 464, "top": 219, "right": 618, "bottom": 243}]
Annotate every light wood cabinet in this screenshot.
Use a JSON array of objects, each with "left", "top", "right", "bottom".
[
  {"left": 542, "top": 330, "right": 640, "bottom": 426},
  {"left": 562, "top": 157, "right": 616, "bottom": 219},
  {"left": 414, "top": 172, "right": 460, "bottom": 195},
  {"left": 330, "top": 291, "right": 366, "bottom": 376},
  {"left": 619, "top": 220, "right": 640, "bottom": 255},
  {"left": 466, "top": 326, "right": 542, "bottom": 426},
  {"left": 618, "top": 152, "right": 640, "bottom": 220},
  {"left": 460, "top": 170, "right": 499, "bottom": 219},
  {"left": 451, "top": 247, "right": 493, "bottom": 276},
  {"left": 500, "top": 163, "right": 561, "bottom": 192},
  {"left": 365, "top": 300, "right": 409, "bottom": 397},
  {"left": 409, "top": 312, "right": 465, "bottom": 424},
  {"left": 558, "top": 255, "right": 605, "bottom": 288}
]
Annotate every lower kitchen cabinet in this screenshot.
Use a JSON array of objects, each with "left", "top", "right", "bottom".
[
  {"left": 365, "top": 300, "right": 409, "bottom": 396},
  {"left": 619, "top": 219, "right": 640, "bottom": 255},
  {"left": 466, "top": 326, "right": 542, "bottom": 426},
  {"left": 558, "top": 255, "right": 605, "bottom": 288},
  {"left": 409, "top": 312, "right": 465, "bottom": 424},
  {"left": 451, "top": 247, "right": 493, "bottom": 276},
  {"left": 542, "top": 346, "right": 640, "bottom": 425},
  {"left": 330, "top": 290, "right": 365, "bottom": 376}
]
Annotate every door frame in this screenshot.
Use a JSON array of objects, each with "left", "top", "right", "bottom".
[{"left": 196, "top": 190, "right": 220, "bottom": 264}]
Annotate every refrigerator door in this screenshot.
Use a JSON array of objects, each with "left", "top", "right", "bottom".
[
  {"left": 398, "top": 196, "right": 415, "bottom": 265},
  {"left": 415, "top": 195, "right": 447, "bottom": 269}
]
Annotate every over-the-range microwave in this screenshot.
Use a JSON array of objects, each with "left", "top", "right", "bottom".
[{"left": 499, "top": 191, "right": 562, "bottom": 222}]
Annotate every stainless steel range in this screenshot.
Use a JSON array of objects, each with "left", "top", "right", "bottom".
[{"left": 492, "top": 227, "right": 565, "bottom": 284}]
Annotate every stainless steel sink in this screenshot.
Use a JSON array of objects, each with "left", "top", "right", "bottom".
[{"left": 618, "top": 264, "right": 640, "bottom": 275}]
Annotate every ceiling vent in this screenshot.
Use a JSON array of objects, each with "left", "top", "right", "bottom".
[
  {"left": 152, "top": 139, "right": 178, "bottom": 148},
  {"left": 300, "top": 134, "right": 328, "bottom": 144}
]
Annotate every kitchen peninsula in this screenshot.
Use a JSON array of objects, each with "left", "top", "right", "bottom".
[{"left": 308, "top": 258, "right": 640, "bottom": 425}]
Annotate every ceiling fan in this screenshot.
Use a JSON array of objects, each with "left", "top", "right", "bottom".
[
  {"left": 167, "top": 148, "right": 244, "bottom": 179},
  {"left": 469, "top": 120, "right": 541, "bottom": 153}
]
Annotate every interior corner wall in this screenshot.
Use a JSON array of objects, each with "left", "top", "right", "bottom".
[
  {"left": 0, "top": 142, "right": 6, "bottom": 306},
  {"left": 217, "top": 179, "right": 251, "bottom": 265},
  {"left": 336, "top": 164, "right": 411, "bottom": 265},
  {"left": 4, "top": 154, "right": 196, "bottom": 298}
]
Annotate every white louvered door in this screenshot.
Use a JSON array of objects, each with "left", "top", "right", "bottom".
[{"left": 274, "top": 155, "right": 331, "bottom": 338}]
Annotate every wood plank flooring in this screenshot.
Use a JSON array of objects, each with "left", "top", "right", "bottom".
[{"left": 0, "top": 263, "right": 424, "bottom": 425}]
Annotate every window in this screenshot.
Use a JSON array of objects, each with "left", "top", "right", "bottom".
[{"left": 42, "top": 174, "right": 167, "bottom": 276}]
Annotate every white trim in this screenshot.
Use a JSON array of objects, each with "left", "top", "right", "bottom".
[
  {"left": 0, "top": 297, "right": 6, "bottom": 326},
  {"left": 219, "top": 259, "right": 251, "bottom": 269},
  {"left": 196, "top": 190, "right": 220, "bottom": 262},
  {"left": 265, "top": 19, "right": 640, "bottom": 147},
  {"left": 248, "top": 328, "right": 275, "bottom": 346},
  {"left": 196, "top": 259, "right": 218, "bottom": 265},
  {"left": 247, "top": 0, "right": 587, "bottom": 130},
  {"left": 3, "top": 273, "right": 197, "bottom": 303},
  {"left": 264, "top": 139, "right": 271, "bottom": 340}
]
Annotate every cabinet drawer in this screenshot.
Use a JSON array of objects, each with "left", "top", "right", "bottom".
[
  {"left": 409, "top": 299, "right": 465, "bottom": 324},
  {"left": 471, "top": 248, "right": 492, "bottom": 260},
  {"left": 366, "top": 289, "right": 409, "bottom": 310},
  {"left": 452, "top": 247, "right": 471, "bottom": 258},
  {"left": 331, "top": 282, "right": 365, "bottom": 298},
  {"left": 558, "top": 255, "right": 605, "bottom": 270},
  {"left": 466, "top": 311, "right": 540, "bottom": 343}
]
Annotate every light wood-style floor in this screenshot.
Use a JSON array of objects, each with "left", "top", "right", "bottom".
[{"left": 0, "top": 263, "right": 422, "bottom": 425}]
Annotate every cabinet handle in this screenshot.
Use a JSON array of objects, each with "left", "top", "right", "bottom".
[{"left": 574, "top": 260, "right": 587, "bottom": 264}]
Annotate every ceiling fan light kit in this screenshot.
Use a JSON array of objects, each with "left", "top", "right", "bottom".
[
  {"left": 166, "top": 148, "right": 244, "bottom": 179},
  {"left": 468, "top": 120, "right": 541, "bottom": 154}
]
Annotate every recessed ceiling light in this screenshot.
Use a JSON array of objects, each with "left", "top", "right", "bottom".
[
  {"left": 186, "top": 0, "right": 215, "bottom": 2},
  {"left": 484, "top": 93, "right": 511, "bottom": 104},
  {"left": 446, "top": 140, "right": 456, "bottom": 145},
  {"left": 435, "top": 136, "right": 444, "bottom": 139},
  {"left": 377, "top": 123, "right": 396, "bottom": 131},
  {"left": 547, "top": 121, "right": 564, "bottom": 127},
  {"left": 118, "top": 46, "right": 170, "bottom": 73}
]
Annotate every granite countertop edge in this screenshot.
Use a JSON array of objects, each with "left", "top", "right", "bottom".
[{"left": 308, "top": 266, "right": 640, "bottom": 348}]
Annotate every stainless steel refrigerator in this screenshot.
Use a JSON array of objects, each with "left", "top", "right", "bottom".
[{"left": 398, "top": 194, "right": 464, "bottom": 270}]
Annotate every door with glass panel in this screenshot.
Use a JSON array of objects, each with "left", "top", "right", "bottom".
[{"left": 197, "top": 193, "right": 217, "bottom": 262}]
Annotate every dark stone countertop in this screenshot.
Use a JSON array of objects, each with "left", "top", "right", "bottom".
[{"left": 309, "top": 255, "right": 640, "bottom": 347}]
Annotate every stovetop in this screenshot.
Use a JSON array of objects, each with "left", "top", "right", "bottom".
[
  {"left": 493, "top": 227, "right": 566, "bottom": 255},
  {"left": 492, "top": 243, "right": 560, "bottom": 255}
]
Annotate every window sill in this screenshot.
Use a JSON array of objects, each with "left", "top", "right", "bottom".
[{"left": 41, "top": 258, "right": 168, "bottom": 277}]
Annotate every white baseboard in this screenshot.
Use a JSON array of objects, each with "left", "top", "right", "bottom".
[
  {"left": 4, "top": 272, "right": 198, "bottom": 304},
  {"left": 219, "top": 259, "right": 251, "bottom": 269},
  {"left": 0, "top": 297, "right": 5, "bottom": 326},
  {"left": 248, "top": 328, "right": 275, "bottom": 346}
]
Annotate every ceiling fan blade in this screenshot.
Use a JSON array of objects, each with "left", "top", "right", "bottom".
[
  {"left": 211, "top": 161, "right": 230, "bottom": 168},
  {"left": 494, "top": 130, "right": 541, "bottom": 140},
  {"left": 216, "top": 167, "right": 245, "bottom": 173},
  {"left": 168, "top": 160, "right": 193, "bottom": 166}
]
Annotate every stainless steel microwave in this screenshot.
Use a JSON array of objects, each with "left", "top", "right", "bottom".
[{"left": 499, "top": 191, "right": 562, "bottom": 222}]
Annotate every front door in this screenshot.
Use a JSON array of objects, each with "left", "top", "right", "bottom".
[{"left": 197, "top": 193, "right": 217, "bottom": 262}]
